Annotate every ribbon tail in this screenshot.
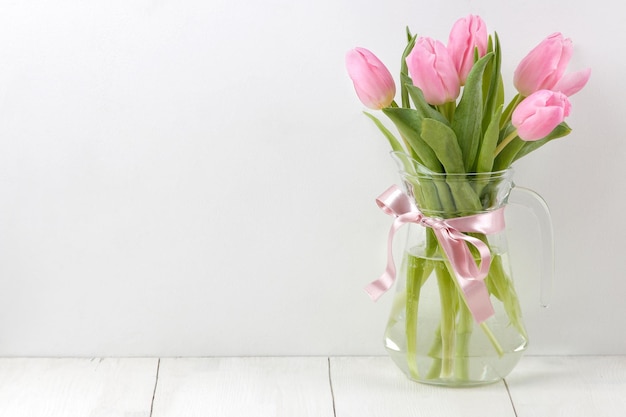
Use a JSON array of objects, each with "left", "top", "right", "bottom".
[
  {"left": 364, "top": 214, "right": 414, "bottom": 301},
  {"left": 364, "top": 271, "right": 395, "bottom": 301},
  {"left": 364, "top": 224, "right": 398, "bottom": 301},
  {"left": 458, "top": 280, "right": 494, "bottom": 323},
  {"left": 435, "top": 228, "right": 496, "bottom": 323}
]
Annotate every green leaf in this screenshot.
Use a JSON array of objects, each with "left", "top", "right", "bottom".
[
  {"left": 400, "top": 34, "right": 418, "bottom": 108},
  {"left": 452, "top": 52, "right": 494, "bottom": 172},
  {"left": 493, "top": 124, "right": 521, "bottom": 171},
  {"left": 405, "top": 26, "right": 413, "bottom": 43},
  {"left": 420, "top": 118, "right": 465, "bottom": 174},
  {"left": 481, "top": 36, "right": 495, "bottom": 100},
  {"left": 382, "top": 107, "right": 442, "bottom": 172},
  {"left": 493, "top": 122, "right": 572, "bottom": 170},
  {"left": 421, "top": 118, "right": 483, "bottom": 213},
  {"left": 401, "top": 76, "right": 450, "bottom": 125},
  {"left": 475, "top": 105, "right": 503, "bottom": 172},
  {"left": 500, "top": 93, "right": 522, "bottom": 130},
  {"left": 496, "top": 77, "right": 505, "bottom": 116},
  {"left": 364, "top": 112, "right": 421, "bottom": 165},
  {"left": 513, "top": 122, "right": 572, "bottom": 162},
  {"left": 362, "top": 112, "right": 403, "bottom": 151},
  {"left": 362, "top": 112, "right": 406, "bottom": 154},
  {"left": 482, "top": 34, "right": 503, "bottom": 136}
]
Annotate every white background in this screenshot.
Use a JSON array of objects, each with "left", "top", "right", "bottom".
[{"left": 0, "top": 0, "right": 624, "bottom": 357}]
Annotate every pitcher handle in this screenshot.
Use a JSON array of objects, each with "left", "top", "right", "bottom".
[{"left": 508, "top": 186, "right": 554, "bottom": 308}]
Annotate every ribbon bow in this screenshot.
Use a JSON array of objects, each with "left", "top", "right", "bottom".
[{"left": 365, "top": 185, "right": 506, "bottom": 323}]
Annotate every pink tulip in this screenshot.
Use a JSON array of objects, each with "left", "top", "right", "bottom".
[
  {"left": 405, "top": 37, "right": 460, "bottom": 105},
  {"left": 447, "top": 14, "right": 488, "bottom": 85},
  {"left": 514, "top": 33, "right": 591, "bottom": 97},
  {"left": 512, "top": 90, "right": 571, "bottom": 141},
  {"left": 345, "top": 47, "right": 396, "bottom": 110}
]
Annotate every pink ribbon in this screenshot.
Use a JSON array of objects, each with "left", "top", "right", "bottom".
[{"left": 365, "top": 185, "right": 506, "bottom": 323}]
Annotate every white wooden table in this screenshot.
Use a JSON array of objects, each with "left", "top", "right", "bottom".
[{"left": 0, "top": 356, "right": 624, "bottom": 416}]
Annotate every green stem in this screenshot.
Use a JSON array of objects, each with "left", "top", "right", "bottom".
[
  {"left": 438, "top": 257, "right": 473, "bottom": 381},
  {"left": 454, "top": 291, "right": 473, "bottom": 380},
  {"left": 500, "top": 94, "right": 523, "bottom": 129},
  {"left": 493, "top": 137, "right": 525, "bottom": 171},
  {"left": 480, "top": 322, "right": 505, "bottom": 357},
  {"left": 494, "top": 129, "right": 519, "bottom": 158},
  {"left": 438, "top": 101, "right": 456, "bottom": 123},
  {"left": 435, "top": 262, "right": 457, "bottom": 378},
  {"left": 405, "top": 254, "right": 433, "bottom": 379},
  {"left": 489, "top": 255, "right": 529, "bottom": 340},
  {"left": 426, "top": 325, "right": 443, "bottom": 379}
]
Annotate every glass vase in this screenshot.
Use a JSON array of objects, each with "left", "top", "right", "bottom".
[{"left": 380, "top": 152, "right": 553, "bottom": 386}]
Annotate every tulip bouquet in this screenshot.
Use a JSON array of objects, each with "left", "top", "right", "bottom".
[
  {"left": 346, "top": 19, "right": 590, "bottom": 172},
  {"left": 346, "top": 15, "right": 589, "bottom": 383}
]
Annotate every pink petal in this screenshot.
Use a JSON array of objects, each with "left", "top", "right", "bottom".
[
  {"left": 517, "top": 106, "right": 564, "bottom": 141},
  {"left": 346, "top": 48, "right": 396, "bottom": 109},
  {"left": 553, "top": 68, "right": 591, "bottom": 96},
  {"left": 513, "top": 33, "right": 573, "bottom": 96},
  {"left": 406, "top": 37, "right": 460, "bottom": 105},
  {"left": 512, "top": 90, "right": 571, "bottom": 141},
  {"left": 447, "top": 15, "right": 487, "bottom": 84}
]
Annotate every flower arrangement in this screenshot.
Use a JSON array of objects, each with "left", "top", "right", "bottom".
[
  {"left": 345, "top": 15, "right": 590, "bottom": 384},
  {"left": 346, "top": 16, "right": 590, "bottom": 173}
]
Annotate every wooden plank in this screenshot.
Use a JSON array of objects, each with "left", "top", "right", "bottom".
[
  {"left": 506, "top": 356, "right": 626, "bottom": 417},
  {"left": 151, "top": 357, "right": 334, "bottom": 417},
  {"left": 0, "top": 358, "right": 158, "bottom": 417},
  {"left": 330, "top": 357, "right": 516, "bottom": 417}
]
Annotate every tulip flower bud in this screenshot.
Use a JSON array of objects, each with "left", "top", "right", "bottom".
[
  {"left": 512, "top": 90, "right": 571, "bottom": 141},
  {"left": 447, "top": 14, "right": 488, "bottom": 85},
  {"left": 514, "top": 33, "right": 590, "bottom": 97},
  {"left": 405, "top": 37, "right": 460, "bottom": 106},
  {"left": 345, "top": 48, "right": 396, "bottom": 110}
]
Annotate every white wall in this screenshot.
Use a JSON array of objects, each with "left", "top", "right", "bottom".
[{"left": 0, "top": 0, "right": 624, "bottom": 356}]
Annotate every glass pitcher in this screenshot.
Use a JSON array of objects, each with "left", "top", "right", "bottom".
[{"left": 372, "top": 152, "right": 553, "bottom": 386}]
